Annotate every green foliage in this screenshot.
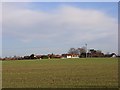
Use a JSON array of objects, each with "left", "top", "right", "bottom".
[{"left": 41, "top": 55, "right": 49, "bottom": 59}]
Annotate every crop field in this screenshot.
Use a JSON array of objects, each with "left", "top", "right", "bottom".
[{"left": 2, "top": 58, "right": 118, "bottom": 88}]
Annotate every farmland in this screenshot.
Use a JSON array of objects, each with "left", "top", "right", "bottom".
[{"left": 2, "top": 58, "right": 118, "bottom": 88}]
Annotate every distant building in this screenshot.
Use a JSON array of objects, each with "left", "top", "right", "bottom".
[{"left": 62, "top": 54, "right": 79, "bottom": 59}]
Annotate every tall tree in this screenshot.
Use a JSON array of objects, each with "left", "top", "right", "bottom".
[
  {"left": 78, "top": 46, "right": 86, "bottom": 54},
  {"left": 68, "top": 48, "right": 79, "bottom": 54},
  {"left": 30, "top": 54, "right": 35, "bottom": 59}
]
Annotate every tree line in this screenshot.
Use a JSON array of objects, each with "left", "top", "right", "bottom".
[
  {"left": 0, "top": 47, "right": 117, "bottom": 60},
  {"left": 68, "top": 47, "right": 116, "bottom": 58}
]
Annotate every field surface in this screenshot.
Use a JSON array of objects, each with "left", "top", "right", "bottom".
[{"left": 2, "top": 58, "right": 118, "bottom": 88}]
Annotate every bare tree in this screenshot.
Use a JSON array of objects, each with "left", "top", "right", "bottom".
[
  {"left": 78, "top": 47, "right": 86, "bottom": 54},
  {"left": 68, "top": 48, "right": 79, "bottom": 54}
]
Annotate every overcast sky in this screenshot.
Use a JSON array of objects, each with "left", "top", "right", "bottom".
[{"left": 2, "top": 2, "right": 118, "bottom": 57}]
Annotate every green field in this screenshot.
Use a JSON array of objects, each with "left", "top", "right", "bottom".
[{"left": 2, "top": 58, "right": 118, "bottom": 88}]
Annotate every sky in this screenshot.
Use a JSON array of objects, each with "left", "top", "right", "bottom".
[{"left": 1, "top": 2, "right": 118, "bottom": 57}]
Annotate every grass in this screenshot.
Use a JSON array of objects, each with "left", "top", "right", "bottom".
[{"left": 2, "top": 58, "right": 118, "bottom": 88}]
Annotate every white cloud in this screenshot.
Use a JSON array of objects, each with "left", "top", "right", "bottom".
[{"left": 3, "top": 3, "right": 118, "bottom": 54}]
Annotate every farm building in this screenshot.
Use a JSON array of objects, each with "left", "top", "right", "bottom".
[{"left": 62, "top": 54, "right": 79, "bottom": 59}]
